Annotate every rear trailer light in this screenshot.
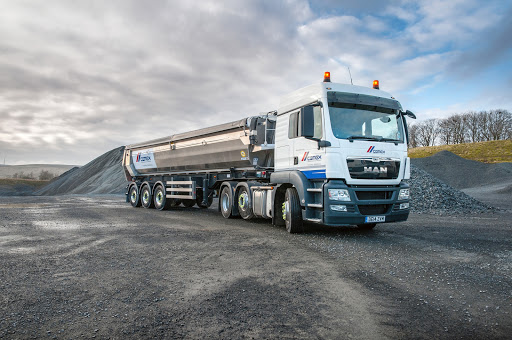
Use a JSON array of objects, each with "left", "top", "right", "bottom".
[
  {"left": 331, "top": 205, "right": 347, "bottom": 212},
  {"left": 328, "top": 189, "right": 350, "bottom": 201}
]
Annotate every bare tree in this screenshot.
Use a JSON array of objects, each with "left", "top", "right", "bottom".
[
  {"left": 407, "top": 122, "right": 419, "bottom": 148},
  {"left": 464, "top": 111, "right": 481, "bottom": 143},
  {"left": 416, "top": 119, "right": 438, "bottom": 146},
  {"left": 486, "top": 109, "right": 511, "bottom": 141},
  {"left": 437, "top": 118, "right": 452, "bottom": 145}
]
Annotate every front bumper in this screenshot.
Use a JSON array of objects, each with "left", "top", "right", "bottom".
[{"left": 321, "top": 180, "right": 410, "bottom": 226}]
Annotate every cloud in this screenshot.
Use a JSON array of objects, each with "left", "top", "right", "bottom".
[{"left": 0, "top": 0, "right": 510, "bottom": 164}]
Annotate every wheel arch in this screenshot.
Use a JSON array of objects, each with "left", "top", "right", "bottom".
[{"left": 270, "top": 171, "right": 309, "bottom": 207}]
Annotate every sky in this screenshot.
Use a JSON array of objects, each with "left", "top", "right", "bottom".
[{"left": 1, "top": 0, "right": 511, "bottom": 165}]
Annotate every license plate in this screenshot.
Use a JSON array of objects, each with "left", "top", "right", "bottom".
[{"left": 365, "top": 216, "right": 385, "bottom": 223}]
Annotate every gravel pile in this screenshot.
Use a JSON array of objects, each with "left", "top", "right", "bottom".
[
  {"left": 35, "top": 147, "right": 127, "bottom": 195},
  {"left": 408, "top": 164, "right": 492, "bottom": 214},
  {"left": 411, "top": 150, "right": 512, "bottom": 189}
]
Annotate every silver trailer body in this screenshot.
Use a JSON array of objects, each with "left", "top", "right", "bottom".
[{"left": 123, "top": 114, "right": 276, "bottom": 179}]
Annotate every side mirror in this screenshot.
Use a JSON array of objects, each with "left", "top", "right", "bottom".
[
  {"left": 405, "top": 110, "right": 416, "bottom": 119},
  {"left": 300, "top": 106, "right": 315, "bottom": 138}
]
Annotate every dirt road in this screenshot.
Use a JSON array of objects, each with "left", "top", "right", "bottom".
[{"left": 0, "top": 196, "right": 510, "bottom": 339}]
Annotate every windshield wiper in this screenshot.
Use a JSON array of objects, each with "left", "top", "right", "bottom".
[
  {"left": 347, "top": 135, "right": 379, "bottom": 142},
  {"left": 375, "top": 137, "right": 400, "bottom": 145}
]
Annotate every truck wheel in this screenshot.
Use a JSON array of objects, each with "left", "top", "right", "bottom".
[
  {"left": 153, "top": 185, "right": 168, "bottom": 211},
  {"left": 220, "top": 186, "right": 234, "bottom": 218},
  {"left": 196, "top": 189, "right": 213, "bottom": 208},
  {"left": 170, "top": 199, "right": 182, "bottom": 207},
  {"left": 357, "top": 223, "right": 377, "bottom": 230},
  {"left": 129, "top": 185, "right": 141, "bottom": 207},
  {"left": 237, "top": 187, "right": 254, "bottom": 220},
  {"left": 284, "top": 188, "right": 304, "bottom": 233},
  {"left": 182, "top": 199, "right": 196, "bottom": 208},
  {"left": 141, "top": 185, "right": 154, "bottom": 209}
]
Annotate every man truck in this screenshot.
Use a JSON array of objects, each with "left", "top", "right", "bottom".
[{"left": 122, "top": 72, "right": 416, "bottom": 233}]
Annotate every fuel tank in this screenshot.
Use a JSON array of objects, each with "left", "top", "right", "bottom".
[{"left": 123, "top": 114, "right": 275, "bottom": 179}]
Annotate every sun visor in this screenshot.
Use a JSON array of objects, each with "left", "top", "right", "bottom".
[{"left": 327, "top": 91, "right": 402, "bottom": 111}]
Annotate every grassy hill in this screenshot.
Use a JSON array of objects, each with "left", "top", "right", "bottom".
[{"left": 408, "top": 140, "right": 512, "bottom": 163}]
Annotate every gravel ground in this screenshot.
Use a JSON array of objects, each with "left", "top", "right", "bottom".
[{"left": 1, "top": 196, "right": 511, "bottom": 339}]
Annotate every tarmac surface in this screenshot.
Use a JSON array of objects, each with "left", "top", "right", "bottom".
[{"left": 1, "top": 196, "right": 511, "bottom": 339}]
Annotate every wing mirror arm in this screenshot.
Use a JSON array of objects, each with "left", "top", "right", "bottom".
[{"left": 402, "top": 110, "right": 416, "bottom": 119}]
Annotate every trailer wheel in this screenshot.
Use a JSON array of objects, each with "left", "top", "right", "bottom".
[
  {"left": 220, "top": 186, "right": 234, "bottom": 218},
  {"left": 170, "top": 199, "right": 182, "bottom": 207},
  {"left": 182, "top": 199, "right": 196, "bottom": 208},
  {"left": 356, "top": 223, "right": 377, "bottom": 230},
  {"left": 237, "top": 186, "right": 254, "bottom": 220},
  {"left": 153, "top": 185, "right": 168, "bottom": 211},
  {"left": 284, "top": 188, "right": 304, "bottom": 233},
  {"left": 129, "top": 185, "right": 141, "bottom": 208},
  {"left": 141, "top": 185, "right": 154, "bottom": 209},
  {"left": 196, "top": 189, "right": 213, "bottom": 208}
]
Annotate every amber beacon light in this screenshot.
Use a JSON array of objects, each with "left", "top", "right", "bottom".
[
  {"left": 373, "top": 80, "right": 380, "bottom": 89},
  {"left": 323, "top": 72, "right": 331, "bottom": 82}
]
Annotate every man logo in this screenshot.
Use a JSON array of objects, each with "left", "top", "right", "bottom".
[{"left": 364, "top": 166, "right": 387, "bottom": 174}]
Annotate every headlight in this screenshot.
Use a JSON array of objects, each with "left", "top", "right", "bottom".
[
  {"left": 398, "top": 188, "right": 410, "bottom": 200},
  {"left": 328, "top": 189, "right": 350, "bottom": 201}
]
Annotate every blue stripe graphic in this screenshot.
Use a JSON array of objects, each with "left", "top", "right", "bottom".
[{"left": 301, "top": 169, "right": 326, "bottom": 179}]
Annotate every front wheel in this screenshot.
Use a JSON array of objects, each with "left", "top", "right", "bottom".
[
  {"left": 283, "top": 188, "right": 304, "bottom": 233},
  {"left": 129, "top": 185, "right": 141, "bottom": 208}
]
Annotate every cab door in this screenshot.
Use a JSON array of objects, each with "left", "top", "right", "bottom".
[{"left": 290, "top": 105, "right": 326, "bottom": 178}]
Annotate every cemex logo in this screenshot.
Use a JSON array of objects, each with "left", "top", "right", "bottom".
[
  {"left": 367, "top": 146, "right": 385, "bottom": 154},
  {"left": 302, "top": 152, "right": 322, "bottom": 162},
  {"left": 136, "top": 153, "right": 152, "bottom": 162}
]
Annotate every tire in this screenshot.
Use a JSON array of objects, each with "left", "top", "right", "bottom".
[
  {"left": 170, "top": 198, "right": 182, "bottom": 207},
  {"left": 284, "top": 188, "right": 304, "bottom": 233},
  {"left": 129, "top": 185, "right": 141, "bottom": 207},
  {"left": 220, "top": 186, "right": 234, "bottom": 218},
  {"left": 141, "top": 185, "right": 154, "bottom": 209},
  {"left": 357, "top": 223, "right": 377, "bottom": 230},
  {"left": 182, "top": 199, "right": 196, "bottom": 208},
  {"left": 196, "top": 189, "right": 213, "bottom": 208},
  {"left": 153, "top": 185, "right": 168, "bottom": 211},
  {"left": 237, "top": 186, "right": 254, "bottom": 220}
]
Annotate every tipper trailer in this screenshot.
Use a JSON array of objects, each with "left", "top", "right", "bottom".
[{"left": 123, "top": 72, "right": 416, "bottom": 233}]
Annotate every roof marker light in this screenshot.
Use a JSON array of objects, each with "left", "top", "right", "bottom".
[
  {"left": 373, "top": 80, "right": 379, "bottom": 89},
  {"left": 323, "top": 72, "right": 331, "bottom": 82}
]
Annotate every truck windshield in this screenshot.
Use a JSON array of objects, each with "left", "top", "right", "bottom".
[{"left": 327, "top": 91, "right": 404, "bottom": 143}]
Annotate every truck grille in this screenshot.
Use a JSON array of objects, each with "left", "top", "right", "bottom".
[
  {"left": 355, "top": 191, "right": 392, "bottom": 200},
  {"left": 347, "top": 158, "right": 400, "bottom": 179},
  {"left": 358, "top": 204, "right": 391, "bottom": 215}
]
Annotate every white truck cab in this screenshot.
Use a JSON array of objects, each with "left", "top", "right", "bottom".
[{"left": 271, "top": 73, "right": 414, "bottom": 230}]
